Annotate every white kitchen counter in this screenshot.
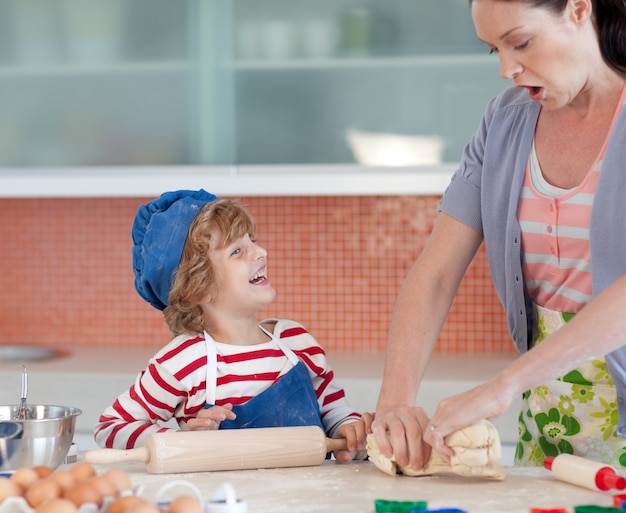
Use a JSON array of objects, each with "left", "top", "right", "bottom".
[
  {"left": 123, "top": 461, "right": 620, "bottom": 512},
  {"left": 0, "top": 346, "right": 520, "bottom": 450},
  {"left": 0, "top": 459, "right": 619, "bottom": 513},
  {"left": 50, "top": 460, "right": 626, "bottom": 513}
]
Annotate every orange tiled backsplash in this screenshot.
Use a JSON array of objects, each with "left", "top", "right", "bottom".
[{"left": 0, "top": 196, "right": 514, "bottom": 353}]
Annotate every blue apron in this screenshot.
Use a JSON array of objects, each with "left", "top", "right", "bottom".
[{"left": 203, "top": 328, "right": 324, "bottom": 431}]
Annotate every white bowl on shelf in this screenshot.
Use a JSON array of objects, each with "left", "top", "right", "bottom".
[{"left": 345, "top": 128, "right": 445, "bottom": 167}]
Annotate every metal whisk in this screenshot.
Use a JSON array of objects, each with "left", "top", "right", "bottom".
[{"left": 15, "top": 365, "right": 32, "bottom": 420}]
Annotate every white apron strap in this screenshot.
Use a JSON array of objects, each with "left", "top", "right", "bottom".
[
  {"left": 204, "top": 324, "right": 300, "bottom": 404},
  {"left": 204, "top": 330, "right": 218, "bottom": 405}
]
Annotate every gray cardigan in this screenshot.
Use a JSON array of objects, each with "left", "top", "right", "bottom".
[{"left": 439, "top": 85, "right": 626, "bottom": 436}]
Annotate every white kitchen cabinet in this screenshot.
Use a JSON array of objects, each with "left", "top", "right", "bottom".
[
  {"left": 0, "top": 0, "right": 508, "bottom": 195},
  {"left": 0, "top": 0, "right": 192, "bottom": 167}
]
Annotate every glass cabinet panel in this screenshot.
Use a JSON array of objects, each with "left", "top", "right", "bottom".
[
  {"left": 0, "top": 0, "right": 507, "bottom": 167},
  {"left": 0, "top": 0, "right": 193, "bottom": 166}
]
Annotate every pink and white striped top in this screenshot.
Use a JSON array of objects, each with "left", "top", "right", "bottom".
[
  {"left": 517, "top": 142, "right": 600, "bottom": 314},
  {"left": 518, "top": 88, "right": 626, "bottom": 314}
]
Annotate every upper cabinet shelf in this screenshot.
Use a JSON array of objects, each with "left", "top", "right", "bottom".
[
  {"left": 0, "top": 60, "right": 191, "bottom": 77},
  {"left": 0, "top": 164, "right": 456, "bottom": 198},
  {"left": 0, "top": 0, "right": 506, "bottom": 197},
  {"left": 232, "top": 53, "right": 496, "bottom": 71}
]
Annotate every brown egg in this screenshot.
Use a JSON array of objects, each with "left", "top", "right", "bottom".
[
  {"left": 0, "top": 476, "right": 23, "bottom": 502},
  {"left": 126, "top": 497, "right": 161, "bottom": 513},
  {"left": 166, "top": 495, "right": 203, "bottom": 513},
  {"left": 101, "top": 468, "right": 133, "bottom": 494},
  {"left": 34, "top": 497, "right": 79, "bottom": 513},
  {"left": 47, "top": 470, "right": 76, "bottom": 493},
  {"left": 25, "top": 478, "right": 62, "bottom": 508},
  {"left": 10, "top": 467, "right": 39, "bottom": 491},
  {"left": 67, "top": 462, "right": 96, "bottom": 482},
  {"left": 33, "top": 466, "right": 54, "bottom": 479},
  {"left": 86, "top": 475, "right": 117, "bottom": 499},
  {"left": 107, "top": 495, "right": 143, "bottom": 513},
  {"left": 63, "top": 481, "right": 102, "bottom": 508}
]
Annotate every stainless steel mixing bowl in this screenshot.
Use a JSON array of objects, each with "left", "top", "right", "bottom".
[{"left": 0, "top": 404, "right": 82, "bottom": 471}]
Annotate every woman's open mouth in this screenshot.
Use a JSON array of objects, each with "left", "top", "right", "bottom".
[{"left": 525, "top": 85, "right": 544, "bottom": 102}]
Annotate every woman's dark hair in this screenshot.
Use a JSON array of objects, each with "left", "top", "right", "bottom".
[{"left": 469, "top": 0, "right": 626, "bottom": 72}]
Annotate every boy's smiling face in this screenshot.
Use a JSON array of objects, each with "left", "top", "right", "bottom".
[{"left": 206, "top": 232, "right": 276, "bottom": 316}]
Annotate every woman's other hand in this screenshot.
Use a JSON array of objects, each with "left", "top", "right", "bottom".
[{"left": 424, "top": 378, "right": 513, "bottom": 460}]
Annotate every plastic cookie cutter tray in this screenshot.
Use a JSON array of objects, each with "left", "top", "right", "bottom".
[
  {"left": 206, "top": 482, "right": 248, "bottom": 513},
  {"left": 156, "top": 480, "right": 248, "bottom": 513}
]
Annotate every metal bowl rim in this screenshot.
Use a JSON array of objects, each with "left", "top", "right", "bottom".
[{"left": 0, "top": 404, "right": 82, "bottom": 422}]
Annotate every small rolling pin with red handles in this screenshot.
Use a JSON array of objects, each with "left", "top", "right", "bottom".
[
  {"left": 84, "top": 426, "right": 347, "bottom": 474},
  {"left": 544, "top": 454, "right": 626, "bottom": 492}
]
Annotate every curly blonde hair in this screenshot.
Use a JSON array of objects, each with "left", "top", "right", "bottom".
[{"left": 163, "top": 199, "right": 256, "bottom": 336}]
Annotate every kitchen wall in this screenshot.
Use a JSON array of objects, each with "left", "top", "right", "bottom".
[{"left": 0, "top": 195, "right": 514, "bottom": 353}]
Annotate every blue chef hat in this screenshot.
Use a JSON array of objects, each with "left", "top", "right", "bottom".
[{"left": 132, "top": 189, "right": 219, "bottom": 310}]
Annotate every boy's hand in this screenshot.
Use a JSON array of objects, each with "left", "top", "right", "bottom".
[
  {"left": 332, "top": 412, "right": 375, "bottom": 463},
  {"left": 187, "top": 403, "right": 236, "bottom": 430}
]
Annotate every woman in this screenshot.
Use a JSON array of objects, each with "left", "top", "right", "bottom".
[{"left": 373, "top": 0, "right": 626, "bottom": 469}]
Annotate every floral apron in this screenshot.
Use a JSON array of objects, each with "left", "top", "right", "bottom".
[
  {"left": 203, "top": 328, "right": 324, "bottom": 431},
  {"left": 515, "top": 303, "right": 626, "bottom": 467}
]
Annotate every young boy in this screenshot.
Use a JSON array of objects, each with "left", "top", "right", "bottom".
[{"left": 95, "top": 190, "right": 371, "bottom": 462}]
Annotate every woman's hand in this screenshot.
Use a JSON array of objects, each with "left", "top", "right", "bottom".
[
  {"left": 332, "top": 413, "right": 374, "bottom": 463},
  {"left": 187, "top": 403, "right": 236, "bottom": 431},
  {"left": 371, "top": 406, "right": 432, "bottom": 470},
  {"left": 424, "top": 379, "right": 513, "bottom": 461}
]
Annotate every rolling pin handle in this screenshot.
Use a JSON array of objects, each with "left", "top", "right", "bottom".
[
  {"left": 595, "top": 467, "right": 626, "bottom": 491},
  {"left": 83, "top": 446, "right": 150, "bottom": 465},
  {"left": 544, "top": 454, "right": 626, "bottom": 491},
  {"left": 325, "top": 437, "right": 348, "bottom": 453}
]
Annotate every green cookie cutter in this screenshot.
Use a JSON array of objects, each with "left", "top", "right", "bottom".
[{"left": 374, "top": 499, "right": 428, "bottom": 513}]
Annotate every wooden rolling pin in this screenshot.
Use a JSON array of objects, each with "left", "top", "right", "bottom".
[{"left": 83, "top": 426, "right": 347, "bottom": 474}]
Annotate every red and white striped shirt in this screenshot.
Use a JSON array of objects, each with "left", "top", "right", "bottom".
[{"left": 94, "top": 319, "right": 361, "bottom": 449}]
